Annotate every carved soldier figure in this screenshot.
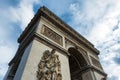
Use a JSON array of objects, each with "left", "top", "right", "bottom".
[{"left": 37, "top": 49, "right": 62, "bottom": 80}]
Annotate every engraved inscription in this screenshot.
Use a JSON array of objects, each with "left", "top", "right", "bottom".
[
  {"left": 90, "top": 56, "right": 103, "bottom": 69},
  {"left": 37, "top": 49, "right": 62, "bottom": 80},
  {"left": 41, "top": 25, "right": 63, "bottom": 46}
]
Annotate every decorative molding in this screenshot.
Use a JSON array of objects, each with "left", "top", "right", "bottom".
[
  {"left": 37, "top": 49, "right": 62, "bottom": 80},
  {"left": 65, "top": 38, "right": 87, "bottom": 56},
  {"left": 90, "top": 56, "right": 103, "bottom": 69},
  {"left": 41, "top": 25, "right": 63, "bottom": 46},
  {"left": 65, "top": 38, "right": 76, "bottom": 49}
]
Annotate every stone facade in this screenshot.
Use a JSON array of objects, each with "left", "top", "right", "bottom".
[{"left": 4, "top": 6, "right": 107, "bottom": 80}]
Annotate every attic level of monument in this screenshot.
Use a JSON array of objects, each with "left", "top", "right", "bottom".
[
  {"left": 18, "top": 6, "right": 99, "bottom": 55},
  {"left": 4, "top": 6, "right": 107, "bottom": 80}
]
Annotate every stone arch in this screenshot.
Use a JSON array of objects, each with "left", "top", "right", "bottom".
[{"left": 68, "top": 47, "right": 89, "bottom": 80}]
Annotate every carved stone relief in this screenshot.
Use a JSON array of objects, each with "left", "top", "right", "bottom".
[
  {"left": 37, "top": 49, "right": 62, "bottom": 80},
  {"left": 41, "top": 25, "right": 63, "bottom": 46},
  {"left": 90, "top": 56, "right": 103, "bottom": 69}
]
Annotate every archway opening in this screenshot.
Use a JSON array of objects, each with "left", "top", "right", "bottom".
[{"left": 68, "top": 47, "right": 88, "bottom": 80}]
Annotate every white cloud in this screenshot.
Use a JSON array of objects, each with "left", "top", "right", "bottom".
[
  {"left": 69, "top": 0, "right": 120, "bottom": 79},
  {"left": 10, "top": 5, "right": 34, "bottom": 30},
  {"left": 40, "top": 0, "right": 74, "bottom": 16},
  {"left": 0, "top": 42, "right": 16, "bottom": 64},
  {"left": 9, "top": 0, "right": 41, "bottom": 30},
  {"left": 0, "top": 64, "right": 8, "bottom": 79},
  {"left": 0, "top": 43, "right": 17, "bottom": 80},
  {"left": 0, "top": 38, "right": 17, "bottom": 79},
  {"left": 104, "top": 62, "right": 120, "bottom": 80}
]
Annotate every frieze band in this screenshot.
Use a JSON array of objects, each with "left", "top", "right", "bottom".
[{"left": 41, "top": 25, "right": 63, "bottom": 46}]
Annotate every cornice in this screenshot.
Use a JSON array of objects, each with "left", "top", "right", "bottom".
[{"left": 80, "top": 65, "right": 107, "bottom": 77}]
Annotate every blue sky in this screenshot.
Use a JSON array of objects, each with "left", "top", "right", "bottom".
[{"left": 0, "top": 0, "right": 120, "bottom": 80}]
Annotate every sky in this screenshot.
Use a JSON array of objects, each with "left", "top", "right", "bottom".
[{"left": 0, "top": 0, "right": 120, "bottom": 80}]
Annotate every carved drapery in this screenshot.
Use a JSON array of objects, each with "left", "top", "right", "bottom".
[{"left": 37, "top": 49, "right": 62, "bottom": 80}]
